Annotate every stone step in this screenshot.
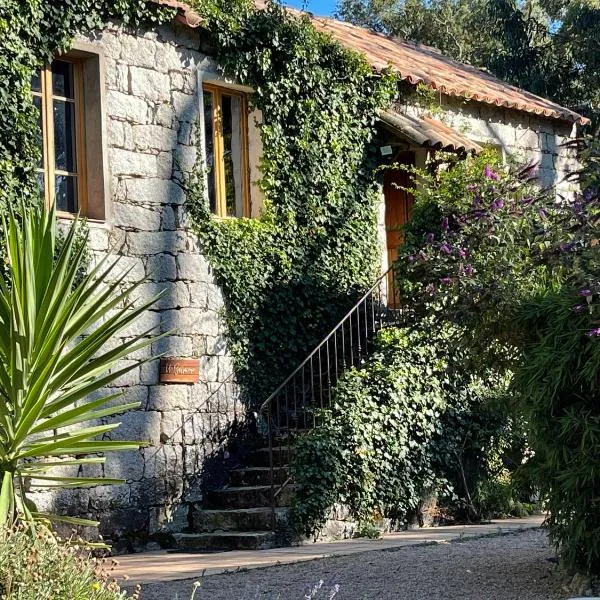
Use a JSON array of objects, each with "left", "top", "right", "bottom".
[
  {"left": 229, "top": 466, "right": 290, "bottom": 487},
  {"left": 172, "top": 531, "right": 277, "bottom": 551},
  {"left": 191, "top": 507, "right": 289, "bottom": 533},
  {"left": 204, "top": 484, "right": 297, "bottom": 510},
  {"left": 248, "top": 446, "right": 291, "bottom": 467}
]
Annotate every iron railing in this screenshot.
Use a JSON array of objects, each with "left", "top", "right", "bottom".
[{"left": 257, "top": 266, "right": 404, "bottom": 528}]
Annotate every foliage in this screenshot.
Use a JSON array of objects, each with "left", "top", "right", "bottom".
[
  {"left": 337, "top": 0, "right": 600, "bottom": 119},
  {"left": 290, "top": 325, "right": 521, "bottom": 536},
  {"left": 353, "top": 521, "right": 381, "bottom": 539},
  {"left": 515, "top": 290, "right": 600, "bottom": 573},
  {"left": 0, "top": 523, "right": 136, "bottom": 600},
  {"left": 186, "top": 0, "right": 398, "bottom": 405},
  {"left": 385, "top": 133, "right": 600, "bottom": 572},
  {"left": 0, "top": 205, "right": 161, "bottom": 528},
  {"left": 395, "top": 148, "right": 565, "bottom": 354},
  {"left": 509, "top": 137, "right": 600, "bottom": 574}
]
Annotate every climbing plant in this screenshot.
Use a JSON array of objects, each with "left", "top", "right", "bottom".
[
  {"left": 185, "top": 0, "right": 398, "bottom": 405},
  {"left": 290, "top": 324, "right": 524, "bottom": 537}
]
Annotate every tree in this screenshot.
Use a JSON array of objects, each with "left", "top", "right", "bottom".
[{"left": 337, "top": 0, "right": 600, "bottom": 118}]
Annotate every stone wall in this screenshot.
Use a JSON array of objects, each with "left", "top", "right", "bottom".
[
  {"left": 30, "top": 16, "right": 582, "bottom": 550},
  {"left": 29, "top": 20, "right": 246, "bottom": 551},
  {"left": 399, "top": 94, "right": 580, "bottom": 199}
]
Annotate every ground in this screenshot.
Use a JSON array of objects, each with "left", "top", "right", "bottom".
[{"left": 135, "top": 529, "right": 571, "bottom": 600}]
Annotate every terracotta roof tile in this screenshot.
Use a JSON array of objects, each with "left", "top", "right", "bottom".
[
  {"left": 311, "top": 17, "right": 587, "bottom": 125},
  {"left": 154, "top": 0, "right": 204, "bottom": 27},
  {"left": 379, "top": 110, "right": 483, "bottom": 154},
  {"left": 152, "top": 0, "right": 588, "bottom": 125}
]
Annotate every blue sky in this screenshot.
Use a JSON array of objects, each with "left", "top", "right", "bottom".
[{"left": 285, "top": 0, "right": 336, "bottom": 16}]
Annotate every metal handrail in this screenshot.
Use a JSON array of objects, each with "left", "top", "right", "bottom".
[
  {"left": 256, "top": 265, "right": 403, "bottom": 532},
  {"left": 258, "top": 266, "right": 397, "bottom": 414}
]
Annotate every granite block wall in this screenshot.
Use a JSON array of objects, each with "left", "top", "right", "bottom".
[
  {"left": 400, "top": 95, "right": 580, "bottom": 199},
  {"left": 28, "top": 21, "right": 246, "bottom": 549}
]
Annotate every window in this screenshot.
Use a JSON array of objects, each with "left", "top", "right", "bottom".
[
  {"left": 202, "top": 84, "right": 250, "bottom": 218},
  {"left": 33, "top": 59, "right": 86, "bottom": 215}
]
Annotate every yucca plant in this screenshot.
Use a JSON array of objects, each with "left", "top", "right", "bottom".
[{"left": 0, "top": 204, "right": 163, "bottom": 529}]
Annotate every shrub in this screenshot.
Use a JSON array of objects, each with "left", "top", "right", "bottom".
[
  {"left": 516, "top": 289, "right": 600, "bottom": 573},
  {"left": 0, "top": 524, "right": 135, "bottom": 600},
  {"left": 291, "top": 325, "right": 523, "bottom": 535},
  {"left": 391, "top": 137, "right": 600, "bottom": 573}
]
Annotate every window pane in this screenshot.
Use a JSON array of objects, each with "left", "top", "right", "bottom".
[
  {"left": 36, "top": 172, "right": 45, "bottom": 197},
  {"left": 33, "top": 95, "right": 44, "bottom": 168},
  {"left": 52, "top": 60, "right": 74, "bottom": 98},
  {"left": 203, "top": 90, "right": 217, "bottom": 214},
  {"left": 54, "top": 100, "right": 77, "bottom": 172},
  {"left": 221, "top": 93, "right": 245, "bottom": 217},
  {"left": 31, "top": 70, "right": 42, "bottom": 93},
  {"left": 55, "top": 175, "right": 78, "bottom": 213}
]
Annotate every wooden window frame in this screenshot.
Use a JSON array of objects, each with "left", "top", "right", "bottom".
[
  {"left": 203, "top": 83, "right": 251, "bottom": 218},
  {"left": 34, "top": 58, "right": 88, "bottom": 217}
]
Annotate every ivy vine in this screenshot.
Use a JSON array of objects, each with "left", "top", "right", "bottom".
[{"left": 186, "top": 0, "right": 398, "bottom": 405}]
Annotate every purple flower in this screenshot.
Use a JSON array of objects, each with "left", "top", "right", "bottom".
[
  {"left": 458, "top": 248, "right": 467, "bottom": 258},
  {"left": 441, "top": 217, "right": 449, "bottom": 231},
  {"left": 425, "top": 283, "right": 437, "bottom": 294},
  {"left": 539, "top": 209, "right": 547, "bottom": 220},
  {"left": 583, "top": 188, "right": 595, "bottom": 202},
  {"left": 464, "top": 264, "right": 473, "bottom": 276},
  {"left": 440, "top": 243, "right": 452, "bottom": 255},
  {"left": 586, "top": 328, "right": 600, "bottom": 337},
  {"left": 473, "top": 196, "right": 481, "bottom": 207},
  {"left": 425, "top": 232, "right": 435, "bottom": 243},
  {"left": 407, "top": 254, "right": 416, "bottom": 263},
  {"left": 484, "top": 165, "right": 499, "bottom": 180},
  {"left": 579, "top": 289, "right": 593, "bottom": 297},
  {"left": 467, "top": 184, "right": 478, "bottom": 192},
  {"left": 440, "top": 277, "right": 453, "bottom": 285},
  {"left": 572, "top": 304, "right": 586, "bottom": 314}
]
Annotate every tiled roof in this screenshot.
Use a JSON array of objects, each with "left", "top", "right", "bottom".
[
  {"left": 153, "top": 0, "right": 588, "bottom": 125},
  {"left": 379, "top": 110, "right": 483, "bottom": 154},
  {"left": 154, "top": 0, "right": 204, "bottom": 27}
]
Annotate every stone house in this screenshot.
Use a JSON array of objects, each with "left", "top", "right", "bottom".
[{"left": 29, "top": 0, "right": 587, "bottom": 549}]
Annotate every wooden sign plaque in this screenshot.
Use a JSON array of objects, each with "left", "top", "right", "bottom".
[{"left": 159, "top": 358, "right": 200, "bottom": 384}]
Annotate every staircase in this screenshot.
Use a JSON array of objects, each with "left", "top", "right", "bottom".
[
  {"left": 173, "top": 267, "right": 403, "bottom": 551},
  {"left": 173, "top": 447, "right": 293, "bottom": 550}
]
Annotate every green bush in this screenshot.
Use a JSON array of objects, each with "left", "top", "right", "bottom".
[
  {"left": 291, "top": 325, "right": 524, "bottom": 536},
  {"left": 0, "top": 525, "right": 134, "bottom": 600},
  {"left": 390, "top": 134, "right": 600, "bottom": 572},
  {"left": 516, "top": 289, "right": 600, "bottom": 573}
]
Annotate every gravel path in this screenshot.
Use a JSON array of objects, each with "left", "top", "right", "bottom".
[{"left": 137, "top": 529, "right": 569, "bottom": 600}]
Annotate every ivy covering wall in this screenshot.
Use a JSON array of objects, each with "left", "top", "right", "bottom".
[
  {"left": 186, "top": 0, "right": 398, "bottom": 405},
  {"left": 0, "top": 0, "right": 397, "bottom": 407}
]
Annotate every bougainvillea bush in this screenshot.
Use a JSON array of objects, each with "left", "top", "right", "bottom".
[{"left": 394, "top": 140, "right": 600, "bottom": 573}]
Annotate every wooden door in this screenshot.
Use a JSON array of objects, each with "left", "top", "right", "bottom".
[{"left": 384, "top": 152, "right": 415, "bottom": 306}]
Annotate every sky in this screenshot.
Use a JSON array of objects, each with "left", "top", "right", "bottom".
[{"left": 285, "top": 0, "right": 336, "bottom": 16}]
